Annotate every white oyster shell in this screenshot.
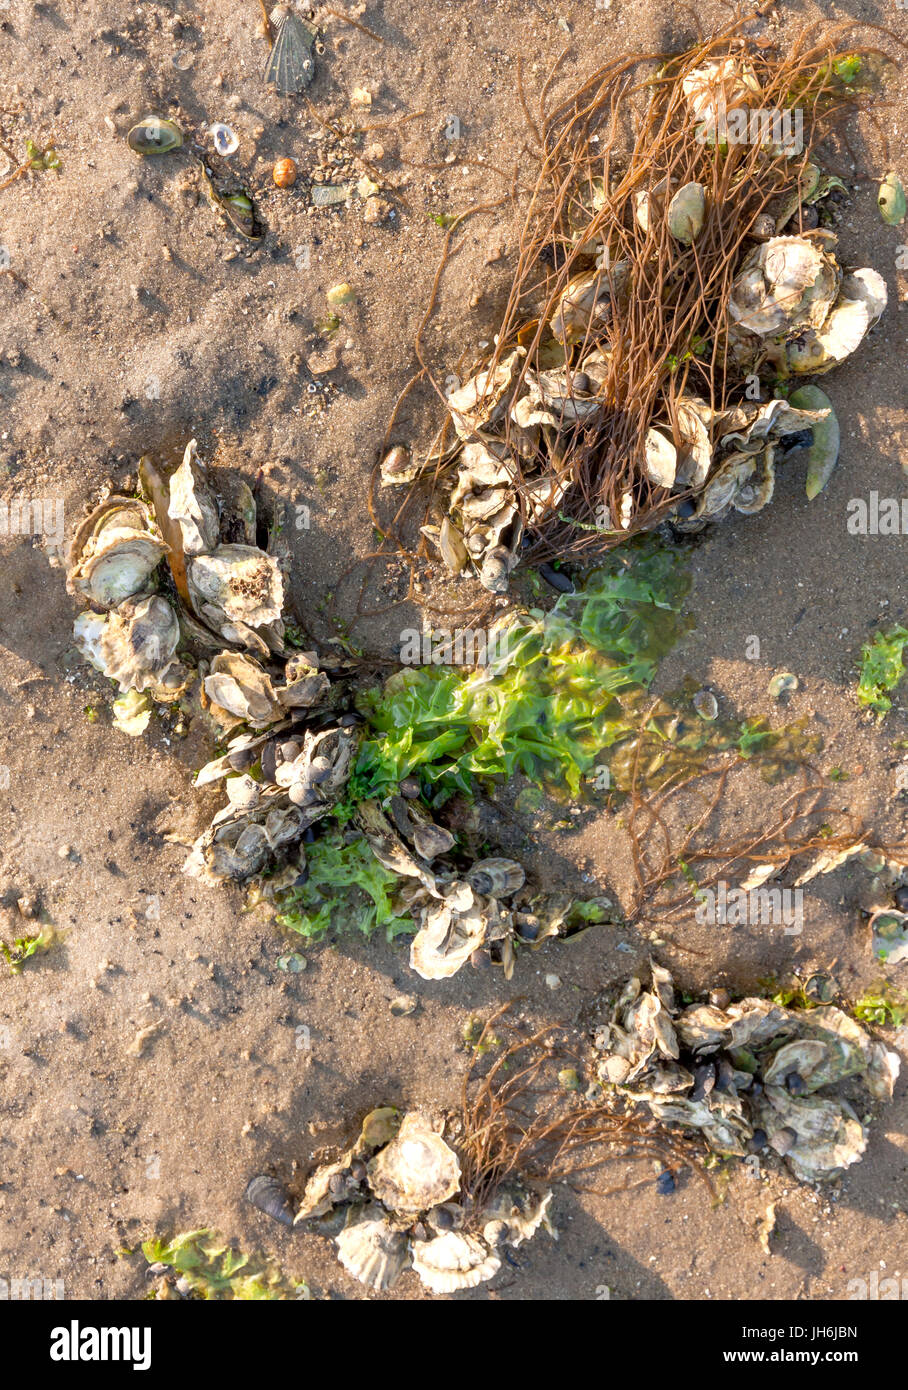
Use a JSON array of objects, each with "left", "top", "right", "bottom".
[
  {"left": 335, "top": 1206, "right": 410, "bottom": 1292},
  {"left": 367, "top": 1112, "right": 461, "bottom": 1213},
  {"left": 410, "top": 1231, "right": 500, "bottom": 1294}
]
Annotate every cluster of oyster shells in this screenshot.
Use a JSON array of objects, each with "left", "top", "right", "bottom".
[
  {"left": 67, "top": 440, "right": 356, "bottom": 887},
  {"left": 250, "top": 1107, "right": 554, "bottom": 1295},
  {"left": 355, "top": 798, "right": 606, "bottom": 979},
  {"left": 593, "top": 963, "right": 899, "bottom": 1182},
  {"left": 378, "top": 56, "right": 886, "bottom": 586},
  {"left": 727, "top": 230, "right": 887, "bottom": 377}
]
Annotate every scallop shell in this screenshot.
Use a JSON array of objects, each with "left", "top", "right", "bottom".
[
  {"left": 367, "top": 1112, "right": 461, "bottom": 1213},
  {"left": 335, "top": 1206, "right": 411, "bottom": 1292},
  {"left": 410, "top": 1231, "right": 500, "bottom": 1293}
]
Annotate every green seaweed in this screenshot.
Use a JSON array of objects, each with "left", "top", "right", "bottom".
[
  {"left": 1, "top": 926, "right": 56, "bottom": 975},
  {"left": 857, "top": 625, "right": 908, "bottom": 715},
  {"left": 143, "top": 1230, "right": 308, "bottom": 1300},
  {"left": 851, "top": 988, "right": 908, "bottom": 1029},
  {"left": 351, "top": 540, "right": 820, "bottom": 807},
  {"left": 351, "top": 540, "right": 693, "bottom": 804},
  {"left": 275, "top": 830, "right": 413, "bottom": 941}
]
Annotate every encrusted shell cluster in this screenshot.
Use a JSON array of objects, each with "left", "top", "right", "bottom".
[
  {"left": 276, "top": 1108, "right": 554, "bottom": 1295},
  {"left": 592, "top": 962, "right": 899, "bottom": 1182},
  {"left": 67, "top": 440, "right": 355, "bottom": 889}
]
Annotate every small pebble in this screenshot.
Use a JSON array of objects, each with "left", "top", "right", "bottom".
[{"left": 545, "top": 973, "right": 562, "bottom": 990}]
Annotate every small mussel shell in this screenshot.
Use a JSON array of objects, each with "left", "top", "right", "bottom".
[
  {"left": 768, "top": 672, "right": 798, "bottom": 700},
  {"left": 466, "top": 857, "right": 525, "bottom": 897},
  {"left": 878, "top": 172, "right": 906, "bottom": 226},
  {"left": 245, "top": 1173, "right": 294, "bottom": 1227},
  {"left": 127, "top": 116, "right": 184, "bottom": 155},
  {"left": 667, "top": 181, "right": 705, "bottom": 244},
  {"left": 692, "top": 689, "right": 718, "bottom": 720},
  {"left": 802, "top": 971, "right": 836, "bottom": 1004}
]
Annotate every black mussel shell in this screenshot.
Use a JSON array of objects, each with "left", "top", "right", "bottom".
[{"left": 245, "top": 1173, "right": 294, "bottom": 1227}]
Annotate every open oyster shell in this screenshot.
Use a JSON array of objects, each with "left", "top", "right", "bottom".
[
  {"left": 367, "top": 1113, "right": 461, "bottom": 1213},
  {"left": 335, "top": 1205, "right": 411, "bottom": 1292},
  {"left": 74, "top": 595, "right": 184, "bottom": 696},
  {"left": 67, "top": 498, "right": 168, "bottom": 609},
  {"left": 203, "top": 651, "right": 283, "bottom": 729},
  {"left": 167, "top": 438, "right": 220, "bottom": 557},
  {"left": 410, "top": 1231, "right": 501, "bottom": 1294},
  {"left": 593, "top": 964, "right": 896, "bottom": 1181},
  {"left": 187, "top": 544, "right": 284, "bottom": 638}
]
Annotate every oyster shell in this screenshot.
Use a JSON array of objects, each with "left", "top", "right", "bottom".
[
  {"left": 465, "top": 857, "right": 525, "bottom": 897},
  {"left": 187, "top": 544, "right": 284, "bottom": 635},
  {"left": 67, "top": 498, "right": 167, "bottom": 609},
  {"left": 480, "top": 1186, "right": 554, "bottom": 1248},
  {"left": 74, "top": 595, "right": 182, "bottom": 695},
  {"left": 409, "top": 898, "right": 487, "bottom": 980},
  {"left": 275, "top": 652, "right": 330, "bottom": 709},
  {"left": 682, "top": 57, "right": 759, "bottom": 131},
  {"left": 183, "top": 815, "right": 272, "bottom": 884},
  {"left": 335, "top": 1205, "right": 411, "bottom": 1292},
  {"left": 751, "top": 1086, "right": 866, "bottom": 1183},
  {"left": 786, "top": 268, "right": 887, "bottom": 374},
  {"left": 204, "top": 651, "right": 283, "bottom": 728},
  {"left": 446, "top": 350, "right": 525, "bottom": 440},
  {"left": 410, "top": 1231, "right": 500, "bottom": 1293},
  {"left": 643, "top": 428, "right": 677, "bottom": 488},
  {"left": 550, "top": 265, "right": 628, "bottom": 345},
  {"left": 167, "top": 438, "right": 220, "bottom": 557},
  {"left": 367, "top": 1112, "right": 461, "bottom": 1213},
  {"left": 729, "top": 234, "right": 841, "bottom": 340}
]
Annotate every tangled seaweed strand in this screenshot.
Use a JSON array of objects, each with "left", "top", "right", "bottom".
[{"left": 458, "top": 1005, "right": 708, "bottom": 1212}]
